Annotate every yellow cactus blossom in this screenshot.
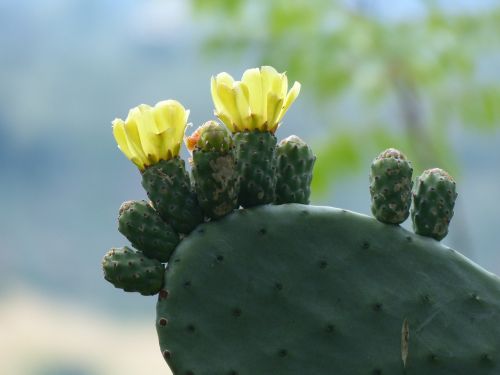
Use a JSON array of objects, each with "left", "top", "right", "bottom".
[
  {"left": 112, "top": 100, "right": 189, "bottom": 171},
  {"left": 211, "top": 66, "right": 301, "bottom": 133}
]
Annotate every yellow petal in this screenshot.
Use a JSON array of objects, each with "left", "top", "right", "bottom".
[
  {"left": 234, "top": 83, "right": 252, "bottom": 130},
  {"left": 242, "top": 68, "right": 264, "bottom": 119},
  {"left": 123, "top": 109, "right": 148, "bottom": 166},
  {"left": 211, "top": 76, "right": 225, "bottom": 114},
  {"left": 214, "top": 110, "right": 234, "bottom": 132},
  {"left": 277, "top": 81, "right": 301, "bottom": 123},
  {"left": 216, "top": 83, "right": 242, "bottom": 130},
  {"left": 112, "top": 119, "right": 145, "bottom": 169},
  {"left": 130, "top": 107, "right": 158, "bottom": 165},
  {"left": 155, "top": 100, "right": 188, "bottom": 158},
  {"left": 266, "top": 93, "right": 284, "bottom": 132},
  {"left": 215, "top": 72, "right": 235, "bottom": 86}
]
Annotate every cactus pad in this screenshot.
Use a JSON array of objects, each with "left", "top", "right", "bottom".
[
  {"left": 141, "top": 157, "right": 203, "bottom": 234},
  {"left": 412, "top": 168, "right": 458, "bottom": 241},
  {"left": 188, "top": 122, "right": 239, "bottom": 219},
  {"left": 118, "top": 200, "right": 180, "bottom": 263},
  {"left": 234, "top": 131, "right": 277, "bottom": 207},
  {"left": 369, "top": 148, "right": 413, "bottom": 224},
  {"left": 157, "top": 204, "right": 500, "bottom": 375},
  {"left": 275, "top": 135, "right": 316, "bottom": 204},
  {"left": 102, "top": 246, "right": 164, "bottom": 296}
]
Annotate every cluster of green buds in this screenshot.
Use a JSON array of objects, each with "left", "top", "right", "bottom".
[
  {"left": 369, "top": 148, "right": 457, "bottom": 241},
  {"left": 104, "top": 66, "right": 315, "bottom": 295}
]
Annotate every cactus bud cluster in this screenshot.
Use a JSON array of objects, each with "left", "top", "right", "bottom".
[{"left": 369, "top": 148, "right": 457, "bottom": 241}]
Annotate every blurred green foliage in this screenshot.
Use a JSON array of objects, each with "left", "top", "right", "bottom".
[{"left": 191, "top": 0, "right": 500, "bottom": 198}]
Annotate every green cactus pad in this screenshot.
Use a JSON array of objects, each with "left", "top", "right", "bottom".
[
  {"left": 118, "top": 200, "right": 180, "bottom": 263},
  {"left": 141, "top": 157, "right": 203, "bottom": 234},
  {"left": 234, "top": 131, "right": 277, "bottom": 207},
  {"left": 369, "top": 148, "right": 413, "bottom": 224},
  {"left": 412, "top": 168, "right": 458, "bottom": 241},
  {"left": 189, "top": 122, "right": 239, "bottom": 219},
  {"left": 275, "top": 135, "right": 316, "bottom": 204},
  {"left": 102, "top": 246, "right": 164, "bottom": 296},
  {"left": 157, "top": 204, "right": 500, "bottom": 375}
]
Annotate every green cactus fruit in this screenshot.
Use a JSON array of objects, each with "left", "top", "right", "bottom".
[
  {"left": 412, "top": 168, "right": 458, "bottom": 241},
  {"left": 234, "top": 130, "right": 277, "bottom": 207},
  {"left": 369, "top": 148, "right": 413, "bottom": 224},
  {"left": 118, "top": 200, "right": 180, "bottom": 263},
  {"left": 186, "top": 121, "right": 239, "bottom": 219},
  {"left": 102, "top": 246, "right": 164, "bottom": 296},
  {"left": 157, "top": 204, "right": 500, "bottom": 375},
  {"left": 141, "top": 157, "right": 203, "bottom": 234},
  {"left": 275, "top": 135, "right": 316, "bottom": 204}
]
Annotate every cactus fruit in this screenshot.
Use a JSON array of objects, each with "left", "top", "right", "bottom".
[
  {"left": 185, "top": 121, "right": 239, "bottom": 219},
  {"left": 118, "top": 200, "right": 179, "bottom": 263},
  {"left": 369, "top": 148, "right": 413, "bottom": 224},
  {"left": 412, "top": 168, "right": 458, "bottom": 241},
  {"left": 275, "top": 135, "right": 316, "bottom": 204},
  {"left": 141, "top": 158, "right": 203, "bottom": 234},
  {"left": 102, "top": 246, "right": 164, "bottom": 296},
  {"left": 233, "top": 131, "right": 278, "bottom": 207},
  {"left": 157, "top": 204, "right": 500, "bottom": 374}
]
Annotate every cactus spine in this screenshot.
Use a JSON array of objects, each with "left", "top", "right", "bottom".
[
  {"left": 369, "top": 148, "right": 413, "bottom": 224},
  {"left": 411, "top": 168, "right": 457, "bottom": 240}
]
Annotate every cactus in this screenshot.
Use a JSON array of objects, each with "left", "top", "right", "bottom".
[
  {"left": 103, "top": 67, "right": 500, "bottom": 375},
  {"left": 412, "top": 168, "right": 458, "bottom": 241},
  {"left": 157, "top": 205, "right": 500, "bottom": 375},
  {"left": 369, "top": 148, "right": 413, "bottom": 224},
  {"left": 211, "top": 66, "right": 301, "bottom": 207},
  {"left": 102, "top": 247, "right": 164, "bottom": 296},
  {"left": 185, "top": 121, "right": 239, "bottom": 219},
  {"left": 118, "top": 200, "right": 179, "bottom": 263},
  {"left": 112, "top": 100, "right": 203, "bottom": 234},
  {"left": 275, "top": 135, "right": 316, "bottom": 204}
]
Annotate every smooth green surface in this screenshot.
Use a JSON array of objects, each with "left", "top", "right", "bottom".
[
  {"left": 412, "top": 168, "right": 457, "bottom": 241},
  {"left": 192, "top": 150, "right": 239, "bottom": 219},
  {"left": 369, "top": 149, "right": 413, "bottom": 224},
  {"left": 141, "top": 158, "right": 203, "bottom": 234},
  {"left": 102, "top": 246, "right": 164, "bottom": 296},
  {"left": 118, "top": 200, "right": 180, "bottom": 263},
  {"left": 275, "top": 135, "right": 315, "bottom": 204},
  {"left": 157, "top": 204, "right": 500, "bottom": 375},
  {"left": 234, "top": 131, "right": 277, "bottom": 207}
]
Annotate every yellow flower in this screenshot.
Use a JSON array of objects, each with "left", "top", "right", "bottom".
[
  {"left": 112, "top": 100, "right": 189, "bottom": 171},
  {"left": 211, "top": 66, "right": 301, "bottom": 133}
]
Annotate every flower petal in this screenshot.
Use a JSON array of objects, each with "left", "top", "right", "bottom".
[
  {"left": 266, "top": 93, "right": 284, "bottom": 132},
  {"left": 234, "top": 82, "right": 252, "bottom": 130},
  {"left": 216, "top": 83, "right": 242, "bottom": 130},
  {"left": 277, "top": 81, "right": 301, "bottom": 123},
  {"left": 242, "top": 67, "right": 264, "bottom": 119}
]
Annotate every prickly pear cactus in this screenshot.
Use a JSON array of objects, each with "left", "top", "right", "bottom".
[{"left": 104, "top": 66, "right": 500, "bottom": 375}]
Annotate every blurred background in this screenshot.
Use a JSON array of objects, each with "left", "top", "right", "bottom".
[{"left": 1, "top": 0, "right": 499, "bottom": 374}]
